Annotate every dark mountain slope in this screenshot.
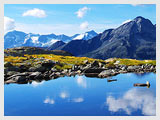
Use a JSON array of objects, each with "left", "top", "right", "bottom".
[
  {"left": 47, "top": 41, "right": 66, "bottom": 50},
  {"left": 56, "top": 29, "right": 113, "bottom": 56},
  {"left": 84, "top": 16, "right": 156, "bottom": 60}
]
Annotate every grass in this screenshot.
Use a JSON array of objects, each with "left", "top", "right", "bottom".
[
  {"left": 116, "top": 58, "right": 156, "bottom": 66},
  {"left": 4, "top": 54, "right": 156, "bottom": 69}
]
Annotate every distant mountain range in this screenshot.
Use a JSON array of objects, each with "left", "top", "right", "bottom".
[
  {"left": 4, "top": 16, "right": 156, "bottom": 60},
  {"left": 4, "top": 30, "right": 97, "bottom": 49}
]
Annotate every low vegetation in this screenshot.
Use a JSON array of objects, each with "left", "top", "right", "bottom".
[{"left": 4, "top": 54, "right": 156, "bottom": 70}]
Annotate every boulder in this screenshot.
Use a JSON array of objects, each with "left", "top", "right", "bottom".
[
  {"left": 90, "top": 60, "right": 100, "bottom": 67},
  {"left": 127, "top": 66, "right": 141, "bottom": 72},
  {"left": 7, "top": 76, "right": 27, "bottom": 83},
  {"left": 29, "top": 64, "right": 47, "bottom": 72},
  {"left": 41, "top": 60, "right": 56, "bottom": 68},
  {"left": 98, "top": 70, "right": 118, "bottom": 78},
  {"left": 83, "top": 60, "right": 89, "bottom": 64},
  {"left": 4, "top": 62, "right": 13, "bottom": 67},
  {"left": 83, "top": 68, "right": 106, "bottom": 74},
  {"left": 5, "top": 66, "right": 21, "bottom": 72}
]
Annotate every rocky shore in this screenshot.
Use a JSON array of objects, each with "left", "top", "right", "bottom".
[{"left": 4, "top": 59, "right": 156, "bottom": 84}]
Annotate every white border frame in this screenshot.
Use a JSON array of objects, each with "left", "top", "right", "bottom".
[{"left": 0, "top": 0, "right": 160, "bottom": 120}]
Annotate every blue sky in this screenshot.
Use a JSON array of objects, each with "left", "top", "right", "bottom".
[{"left": 4, "top": 4, "right": 156, "bottom": 36}]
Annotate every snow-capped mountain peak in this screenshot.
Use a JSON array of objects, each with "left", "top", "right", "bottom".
[
  {"left": 4, "top": 30, "right": 98, "bottom": 49},
  {"left": 73, "top": 30, "right": 97, "bottom": 40}
]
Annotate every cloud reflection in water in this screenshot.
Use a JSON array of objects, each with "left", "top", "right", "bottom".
[
  {"left": 76, "top": 76, "right": 87, "bottom": 88},
  {"left": 72, "top": 97, "right": 84, "bottom": 103},
  {"left": 31, "top": 81, "right": 44, "bottom": 87},
  {"left": 44, "top": 97, "right": 55, "bottom": 104},
  {"left": 59, "top": 91, "right": 69, "bottom": 99},
  {"left": 106, "top": 88, "right": 156, "bottom": 116}
]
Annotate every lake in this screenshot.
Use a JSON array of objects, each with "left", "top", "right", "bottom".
[{"left": 4, "top": 73, "right": 156, "bottom": 116}]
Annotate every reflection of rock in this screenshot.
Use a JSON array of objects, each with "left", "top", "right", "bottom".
[
  {"left": 134, "top": 81, "right": 150, "bottom": 88},
  {"left": 107, "top": 79, "right": 117, "bottom": 82},
  {"left": 106, "top": 88, "right": 156, "bottom": 116}
]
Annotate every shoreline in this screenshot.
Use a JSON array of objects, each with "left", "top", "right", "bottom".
[{"left": 4, "top": 60, "right": 156, "bottom": 84}]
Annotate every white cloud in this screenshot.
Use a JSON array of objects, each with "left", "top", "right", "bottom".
[
  {"left": 59, "top": 91, "right": 69, "bottom": 99},
  {"left": 14, "top": 22, "right": 119, "bottom": 36},
  {"left": 76, "top": 76, "right": 87, "bottom": 88},
  {"left": 131, "top": 4, "right": 139, "bottom": 7},
  {"left": 4, "top": 16, "right": 15, "bottom": 33},
  {"left": 131, "top": 4, "right": 145, "bottom": 7},
  {"left": 106, "top": 88, "right": 156, "bottom": 116},
  {"left": 75, "top": 6, "right": 90, "bottom": 18},
  {"left": 80, "top": 21, "right": 89, "bottom": 30},
  {"left": 44, "top": 97, "right": 55, "bottom": 104},
  {"left": 22, "top": 8, "right": 47, "bottom": 18},
  {"left": 122, "top": 19, "right": 132, "bottom": 25},
  {"left": 72, "top": 97, "right": 84, "bottom": 103}
]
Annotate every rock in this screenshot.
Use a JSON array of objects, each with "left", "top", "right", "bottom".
[
  {"left": 90, "top": 60, "right": 100, "bottom": 67},
  {"left": 6, "top": 72, "right": 30, "bottom": 80},
  {"left": 4, "top": 62, "right": 13, "bottom": 67},
  {"left": 19, "top": 65, "right": 28, "bottom": 72},
  {"left": 72, "top": 65, "right": 79, "bottom": 71},
  {"left": 121, "top": 65, "right": 127, "bottom": 71},
  {"left": 127, "top": 66, "right": 141, "bottom": 72},
  {"left": 30, "top": 72, "right": 41, "bottom": 76},
  {"left": 83, "top": 60, "right": 89, "bottom": 64},
  {"left": 62, "top": 69, "right": 68, "bottom": 74},
  {"left": 114, "top": 60, "right": 120, "bottom": 65},
  {"left": 29, "top": 65, "right": 47, "bottom": 72},
  {"left": 43, "top": 72, "right": 50, "bottom": 80},
  {"left": 83, "top": 68, "right": 106, "bottom": 74},
  {"left": 5, "top": 80, "right": 16, "bottom": 84},
  {"left": 85, "top": 73, "right": 99, "bottom": 78},
  {"left": 82, "top": 64, "right": 92, "bottom": 70},
  {"left": 41, "top": 60, "right": 56, "bottom": 68},
  {"left": 49, "top": 72, "right": 59, "bottom": 79},
  {"left": 29, "top": 72, "right": 42, "bottom": 80},
  {"left": 7, "top": 76, "right": 27, "bottom": 83},
  {"left": 77, "top": 70, "right": 81, "bottom": 74},
  {"left": 5, "top": 66, "right": 21, "bottom": 72},
  {"left": 98, "top": 70, "right": 118, "bottom": 78},
  {"left": 51, "top": 68, "right": 59, "bottom": 72}
]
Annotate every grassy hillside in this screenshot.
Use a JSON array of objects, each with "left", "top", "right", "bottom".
[{"left": 4, "top": 54, "right": 156, "bottom": 70}]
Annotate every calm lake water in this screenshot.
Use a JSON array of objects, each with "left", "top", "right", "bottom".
[{"left": 4, "top": 73, "right": 156, "bottom": 116}]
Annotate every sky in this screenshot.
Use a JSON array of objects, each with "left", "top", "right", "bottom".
[{"left": 4, "top": 4, "right": 156, "bottom": 36}]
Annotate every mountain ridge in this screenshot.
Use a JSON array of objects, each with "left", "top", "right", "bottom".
[
  {"left": 55, "top": 16, "right": 156, "bottom": 60},
  {"left": 4, "top": 30, "right": 97, "bottom": 49}
]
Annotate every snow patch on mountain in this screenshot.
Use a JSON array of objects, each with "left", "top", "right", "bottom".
[
  {"left": 31, "top": 36, "right": 39, "bottom": 44},
  {"left": 42, "top": 39, "right": 60, "bottom": 47},
  {"left": 72, "top": 30, "right": 97, "bottom": 40}
]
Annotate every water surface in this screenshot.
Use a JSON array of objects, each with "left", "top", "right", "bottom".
[{"left": 4, "top": 73, "right": 156, "bottom": 116}]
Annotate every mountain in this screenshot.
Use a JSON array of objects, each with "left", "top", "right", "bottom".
[
  {"left": 4, "top": 31, "right": 27, "bottom": 49},
  {"left": 4, "top": 30, "right": 97, "bottom": 49},
  {"left": 4, "top": 31, "right": 70, "bottom": 49},
  {"left": 56, "top": 16, "right": 156, "bottom": 60},
  {"left": 47, "top": 41, "right": 66, "bottom": 50},
  {"left": 72, "top": 30, "right": 98, "bottom": 40}
]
